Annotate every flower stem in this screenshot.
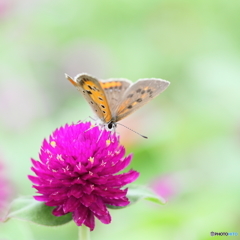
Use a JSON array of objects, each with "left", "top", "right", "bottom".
[{"left": 78, "top": 226, "right": 90, "bottom": 240}]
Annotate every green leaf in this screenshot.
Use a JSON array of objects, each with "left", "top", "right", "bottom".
[
  {"left": 4, "top": 196, "right": 72, "bottom": 226},
  {"left": 107, "top": 185, "right": 166, "bottom": 209}
]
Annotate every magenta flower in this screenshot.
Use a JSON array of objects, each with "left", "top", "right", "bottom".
[{"left": 28, "top": 122, "right": 139, "bottom": 231}]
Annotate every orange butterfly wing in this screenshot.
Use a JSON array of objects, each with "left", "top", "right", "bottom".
[{"left": 66, "top": 73, "right": 112, "bottom": 123}]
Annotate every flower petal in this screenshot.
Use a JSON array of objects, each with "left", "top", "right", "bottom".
[
  {"left": 72, "top": 204, "right": 89, "bottom": 226},
  {"left": 63, "top": 196, "right": 81, "bottom": 213},
  {"left": 95, "top": 211, "right": 111, "bottom": 224},
  {"left": 52, "top": 205, "right": 64, "bottom": 216},
  {"left": 83, "top": 211, "right": 95, "bottom": 231}
]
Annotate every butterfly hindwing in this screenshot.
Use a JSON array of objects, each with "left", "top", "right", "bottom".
[
  {"left": 115, "top": 78, "right": 170, "bottom": 121},
  {"left": 66, "top": 73, "right": 112, "bottom": 123},
  {"left": 100, "top": 79, "right": 132, "bottom": 114}
]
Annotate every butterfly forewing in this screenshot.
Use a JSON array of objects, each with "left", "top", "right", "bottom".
[
  {"left": 66, "top": 73, "right": 112, "bottom": 123},
  {"left": 115, "top": 78, "right": 170, "bottom": 122},
  {"left": 100, "top": 79, "right": 132, "bottom": 114}
]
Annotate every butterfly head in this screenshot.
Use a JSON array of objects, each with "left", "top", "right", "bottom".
[{"left": 106, "top": 121, "right": 117, "bottom": 131}]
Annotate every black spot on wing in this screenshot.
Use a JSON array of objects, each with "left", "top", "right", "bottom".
[
  {"left": 136, "top": 98, "right": 142, "bottom": 102},
  {"left": 127, "top": 94, "right": 133, "bottom": 98},
  {"left": 86, "top": 90, "right": 92, "bottom": 95},
  {"left": 147, "top": 88, "right": 154, "bottom": 97},
  {"left": 127, "top": 105, "right": 132, "bottom": 109},
  {"left": 101, "top": 105, "right": 105, "bottom": 108},
  {"left": 136, "top": 88, "right": 141, "bottom": 93},
  {"left": 98, "top": 97, "right": 103, "bottom": 101}
]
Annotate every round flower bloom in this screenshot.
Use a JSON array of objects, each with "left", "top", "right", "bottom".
[{"left": 28, "top": 122, "right": 139, "bottom": 231}]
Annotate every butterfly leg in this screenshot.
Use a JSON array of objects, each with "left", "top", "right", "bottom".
[
  {"left": 75, "top": 116, "right": 90, "bottom": 125},
  {"left": 86, "top": 116, "right": 103, "bottom": 133},
  {"left": 84, "top": 117, "right": 98, "bottom": 133},
  {"left": 84, "top": 124, "right": 98, "bottom": 133},
  {"left": 89, "top": 116, "right": 97, "bottom": 121},
  {"left": 96, "top": 127, "right": 105, "bottom": 143},
  {"left": 112, "top": 125, "right": 117, "bottom": 137}
]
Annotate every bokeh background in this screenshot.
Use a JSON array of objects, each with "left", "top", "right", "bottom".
[{"left": 1, "top": 0, "right": 240, "bottom": 239}]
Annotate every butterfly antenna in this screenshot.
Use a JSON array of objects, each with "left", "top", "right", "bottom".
[{"left": 116, "top": 123, "right": 148, "bottom": 139}]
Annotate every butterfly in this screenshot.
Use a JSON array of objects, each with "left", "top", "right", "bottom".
[{"left": 65, "top": 73, "right": 170, "bottom": 137}]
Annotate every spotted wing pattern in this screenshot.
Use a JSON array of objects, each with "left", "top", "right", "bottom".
[
  {"left": 65, "top": 73, "right": 112, "bottom": 123},
  {"left": 100, "top": 79, "right": 131, "bottom": 114},
  {"left": 115, "top": 78, "right": 170, "bottom": 122}
]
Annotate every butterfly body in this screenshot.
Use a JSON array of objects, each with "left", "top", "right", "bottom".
[{"left": 66, "top": 73, "right": 170, "bottom": 131}]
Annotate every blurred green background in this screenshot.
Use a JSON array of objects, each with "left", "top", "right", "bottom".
[{"left": 1, "top": 0, "right": 240, "bottom": 239}]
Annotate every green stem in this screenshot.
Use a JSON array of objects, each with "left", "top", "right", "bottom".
[{"left": 78, "top": 225, "right": 91, "bottom": 240}]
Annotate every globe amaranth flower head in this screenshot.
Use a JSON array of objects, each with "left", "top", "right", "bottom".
[{"left": 28, "top": 122, "right": 139, "bottom": 231}]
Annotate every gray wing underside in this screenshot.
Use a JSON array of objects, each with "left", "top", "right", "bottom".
[
  {"left": 115, "top": 78, "right": 170, "bottom": 122},
  {"left": 100, "top": 78, "right": 132, "bottom": 114}
]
